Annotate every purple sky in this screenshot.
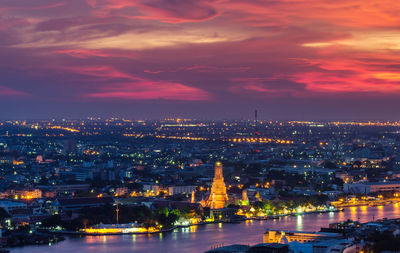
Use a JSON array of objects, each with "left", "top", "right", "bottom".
[{"left": 1, "top": 0, "right": 400, "bottom": 120}]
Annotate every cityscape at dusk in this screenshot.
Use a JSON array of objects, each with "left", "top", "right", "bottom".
[{"left": 2, "top": 1, "right": 400, "bottom": 253}]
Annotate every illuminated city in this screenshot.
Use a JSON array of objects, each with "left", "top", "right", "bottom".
[
  {"left": 2, "top": 0, "right": 400, "bottom": 252},
  {"left": 0, "top": 119, "right": 400, "bottom": 252}
]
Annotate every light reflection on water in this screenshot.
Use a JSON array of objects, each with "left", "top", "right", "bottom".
[
  {"left": 190, "top": 225, "right": 197, "bottom": 233},
  {"left": 10, "top": 204, "right": 400, "bottom": 253},
  {"left": 296, "top": 215, "right": 303, "bottom": 231}
]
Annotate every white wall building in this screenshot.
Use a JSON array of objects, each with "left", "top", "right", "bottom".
[{"left": 168, "top": 185, "right": 197, "bottom": 195}]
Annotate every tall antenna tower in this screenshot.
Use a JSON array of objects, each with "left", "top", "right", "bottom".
[{"left": 254, "top": 108, "right": 259, "bottom": 135}]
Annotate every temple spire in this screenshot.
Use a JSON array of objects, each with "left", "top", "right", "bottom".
[{"left": 208, "top": 162, "right": 228, "bottom": 209}]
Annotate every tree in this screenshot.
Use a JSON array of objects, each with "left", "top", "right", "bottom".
[
  {"left": 322, "top": 160, "right": 337, "bottom": 169},
  {"left": 41, "top": 215, "right": 63, "bottom": 228},
  {"left": 253, "top": 201, "right": 264, "bottom": 211},
  {"left": 182, "top": 207, "right": 196, "bottom": 219}
]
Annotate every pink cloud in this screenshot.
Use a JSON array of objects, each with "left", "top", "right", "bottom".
[
  {"left": 2, "top": 0, "right": 400, "bottom": 106},
  {"left": 57, "top": 65, "right": 133, "bottom": 80},
  {"left": 54, "top": 49, "right": 111, "bottom": 58},
  {"left": 215, "top": 0, "right": 400, "bottom": 28},
  {"left": 144, "top": 64, "right": 250, "bottom": 74},
  {"left": 85, "top": 81, "right": 209, "bottom": 101},
  {"left": 229, "top": 77, "right": 306, "bottom": 97},
  {"left": 0, "top": 85, "right": 28, "bottom": 96},
  {"left": 289, "top": 50, "right": 400, "bottom": 94},
  {"left": 102, "top": 0, "right": 218, "bottom": 23},
  {"left": 49, "top": 64, "right": 210, "bottom": 101}
]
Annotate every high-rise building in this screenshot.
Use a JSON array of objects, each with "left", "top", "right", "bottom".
[
  {"left": 254, "top": 108, "right": 259, "bottom": 135},
  {"left": 208, "top": 162, "right": 228, "bottom": 209}
]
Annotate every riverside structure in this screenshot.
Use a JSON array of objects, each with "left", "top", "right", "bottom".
[{"left": 10, "top": 204, "right": 400, "bottom": 253}]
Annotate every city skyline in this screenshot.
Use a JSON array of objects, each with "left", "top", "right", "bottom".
[{"left": 1, "top": 0, "right": 400, "bottom": 119}]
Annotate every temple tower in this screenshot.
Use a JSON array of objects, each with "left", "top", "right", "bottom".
[
  {"left": 242, "top": 190, "right": 248, "bottom": 201},
  {"left": 191, "top": 191, "right": 195, "bottom": 203},
  {"left": 209, "top": 162, "right": 228, "bottom": 209}
]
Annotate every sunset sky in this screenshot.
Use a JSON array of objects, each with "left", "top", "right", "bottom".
[{"left": 1, "top": 0, "right": 400, "bottom": 120}]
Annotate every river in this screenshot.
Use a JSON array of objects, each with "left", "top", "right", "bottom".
[{"left": 10, "top": 204, "right": 400, "bottom": 253}]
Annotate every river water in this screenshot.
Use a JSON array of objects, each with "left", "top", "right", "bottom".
[{"left": 10, "top": 204, "right": 400, "bottom": 253}]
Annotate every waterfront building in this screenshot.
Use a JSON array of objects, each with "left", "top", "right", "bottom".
[
  {"left": 344, "top": 181, "right": 400, "bottom": 194},
  {"left": 263, "top": 229, "right": 342, "bottom": 244},
  {"left": 83, "top": 223, "right": 153, "bottom": 234},
  {"left": 208, "top": 162, "right": 228, "bottom": 209},
  {"left": 248, "top": 243, "right": 290, "bottom": 253},
  {"left": 205, "top": 243, "right": 290, "bottom": 253},
  {"left": 205, "top": 244, "right": 250, "bottom": 253},
  {"left": 287, "top": 239, "right": 353, "bottom": 253}
]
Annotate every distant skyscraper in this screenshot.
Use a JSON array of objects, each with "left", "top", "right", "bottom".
[
  {"left": 254, "top": 108, "right": 259, "bottom": 135},
  {"left": 208, "top": 162, "right": 228, "bottom": 209}
]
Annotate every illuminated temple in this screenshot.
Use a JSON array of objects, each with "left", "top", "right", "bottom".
[{"left": 208, "top": 162, "right": 229, "bottom": 209}]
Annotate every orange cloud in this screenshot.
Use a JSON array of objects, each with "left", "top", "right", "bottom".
[{"left": 54, "top": 49, "right": 111, "bottom": 58}]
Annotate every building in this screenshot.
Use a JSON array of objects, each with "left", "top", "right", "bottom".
[
  {"left": 10, "top": 189, "right": 42, "bottom": 199},
  {"left": 263, "top": 230, "right": 342, "bottom": 244},
  {"left": 0, "top": 200, "right": 27, "bottom": 212},
  {"left": 248, "top": 243, "right": 290, "bottom": 253},
  {"left": 204, "top": 243, "right": 290, "bottom": 253},
  {"left": 143, "top": 184, "right": 162, "bottom": 194},
  {"left": 115, "top": 187, "right": 128, "bottom": 196},
  {"left": 37, "top": 184, "right": 90, "bottom": 195},
  {"left": 208, "top": 162, "right": 229, "bottom": 209},
  {"left": 205, "top": 244, "right": 250, "bottom": 253},
  {"left": 287, "top": 239, "right": 353, "bottom": 253},
  {"left": 54, "top": 197, "right": 114, "bottom": 211},
  {"left": 344, "top": 181, "right": 400, "bottom": 194},
  {"left": 168, "top": 185, "right": 197, "bottom": 195}
]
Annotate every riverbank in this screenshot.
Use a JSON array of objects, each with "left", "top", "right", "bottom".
[
  {"left": 250, "top": 207, "right": 343, "bottom": 220},
  {"left": 9, "top": 204, "right": 400, "bottom": 253},
  {"left": 40, "top": 207, "right": 342, "bottom": 236},
  {"left": 2, "top": 232, "right": 64, "bottom": 248},
  {"left": 40, "top": 227, "right": 175, "bottom": 236},
  {"left": 331, "top": 198, "right": 400, "bottom": 208}
]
